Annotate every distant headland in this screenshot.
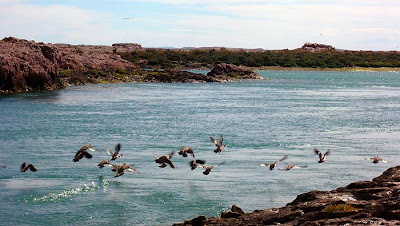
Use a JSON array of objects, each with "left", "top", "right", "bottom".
[{"left": 1, "top": 37, "right": 399, "bottom": 94}]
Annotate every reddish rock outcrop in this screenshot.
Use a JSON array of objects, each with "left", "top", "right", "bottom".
[
  {"left": 207, "top": 63, "right": 263, "bottom": 80},
  {"left": 300, "top": 42, "right": 336, "bottom": 52},
  {"left": 112, "top": 43, "right": 143, "bottom": 53},
  {"left": 174, "top": 166, "right": 400, "bottom": 225},
  {"left": 56, "top": 44, "right": 137, "bottom": 72},
  {"left": 0, "top": 37, "right": 62, "bottom": 93}
]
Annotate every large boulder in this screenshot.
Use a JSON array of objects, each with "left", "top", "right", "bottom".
[
  {"left": 207, "top": 63, "right": 263, "bottom": 80},
  {"left": 0, "top": 37, "right": 62, "bottom": 93}
]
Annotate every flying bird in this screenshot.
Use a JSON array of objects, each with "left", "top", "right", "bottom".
[
  {"left": 107, "top": 143, "right": 123, "bottom": 161},
  {"left": 98, "top": 160, "right": 112, "bottom": 168},
  {"left": 260, "top": 155, "right": 288, "bottom": 170},
  {"left": 314, "top": 149, "right": 330, "bottom": 163},
  {"left": 123, "top": 17, "right": 135, "bottom": 20},
  {"left": 73, "top": 145, "right": 97, "bottom": 162},
  {"left": 178, "top": 147, "right": 195, "bottom": 158},
  {"left": 365, "top": 156, "right": 388, "bottom": 164},
  {"left": 111, "top": 163, "right": 138, "bottom": 177},
  {"left": 155, "top": 152, "right": 176, "bottom": 168},
  {"left": 20, "top": 163, "right": 37, "bottom": 172},
  {"left": 189, "top": 159, "right": 206, "bottom": 170},
  {"left": 199, "top": 161, "right": 226, "bottom": 175},
  {"left": 279, "top": 164, "right": 308, "bottom": 171},
  {"left": 210, "top": 135, "right": 227, "bottom": 153}
]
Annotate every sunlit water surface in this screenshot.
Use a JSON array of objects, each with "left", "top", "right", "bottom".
[{"left": 1, "top": 70, "right": 400, "bottom": 225}]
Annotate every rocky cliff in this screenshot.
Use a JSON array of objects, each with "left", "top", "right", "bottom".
[
  {"left": 0, "top": 37, "right": 62, "bottom": 93},
  {"left": 0, "top": 37, "right": 139, "bottom": 93},
  {"left": 174, "top": 166, "right": 400, "bottom": 225},
  {"left": 0, "top": 37, "right": 262, "bottom": 94}
]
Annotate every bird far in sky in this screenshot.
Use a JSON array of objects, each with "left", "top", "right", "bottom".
[{"left": 0, "top": 0, "right": 399, "bottom": 51}]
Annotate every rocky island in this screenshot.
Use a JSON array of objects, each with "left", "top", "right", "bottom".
[
  {"left": 0, "top": 37, "right": 262, "bottom": 94},
  {"left": 174, "top": 166, "right": 400, "bottom": 225}
]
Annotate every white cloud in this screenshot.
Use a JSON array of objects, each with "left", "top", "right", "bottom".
[{"left": 0, "top": 1, "right": 399, "bottom": 50}]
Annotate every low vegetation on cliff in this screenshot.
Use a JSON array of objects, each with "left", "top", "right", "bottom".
[{"left": 118, "top": 46, "right": 400, "bottom": 69}]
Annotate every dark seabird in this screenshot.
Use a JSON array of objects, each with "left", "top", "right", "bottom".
[
  {"left": 260, "top": 155, "right": 288, "bottom": 170},
  {"left": 178, "top": 147, "right": 195, "bottom": 158},
  {"left": 199, "top": 161, "right": 226, "bottom": 175},
  {"left": 98, "top": 160, "right": 112, "bottom": 168},
  {"left": 279, "top": 164, "right": 308, "bottom": 171},
  {"left": 20, "top": 163, "right": 37, "bottom": 172},
  {"left": 155, "top": 152, "right": 176, "bottom": 168},
  {"left": 107, "top": 143, "right": 123, "bottom": 161},
  {"left": 73, "top": 145, "right": 97, "bottom": 162},
  {"left": 365, "top": 156, "right": 388, "bottom": 164},
  {"left": 189, "top": 159, "right": 206, "bottom": 170},
  {"left": 111, "top": 163, "right": 138, "bottom": 177},
  {"left": 314, "top": 148, "right": 330, "bottom": 163},
  {"left": 210, "top": 135, "right": 227, "bottom": 153}
]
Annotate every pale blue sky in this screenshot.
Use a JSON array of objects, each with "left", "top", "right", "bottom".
[{"left": 1, "top": 0, "right": 399, "bottom": 50}]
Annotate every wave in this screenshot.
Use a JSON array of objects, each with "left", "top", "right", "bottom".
[{"left": 30, "top": 177, "right": 109, "bottom": 203}]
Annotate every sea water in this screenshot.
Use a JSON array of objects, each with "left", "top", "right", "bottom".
[{"left": 1, "top": 70, "right": 400, "bottom": 225}]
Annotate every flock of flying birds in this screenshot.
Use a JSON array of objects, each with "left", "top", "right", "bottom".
[{"left": 19, "top": 135, "right": 389, "bottom": 176}]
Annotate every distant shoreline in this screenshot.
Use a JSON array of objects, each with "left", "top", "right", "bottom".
[{"left": 181, "top": 66, "right": 400, "bottom": 72}]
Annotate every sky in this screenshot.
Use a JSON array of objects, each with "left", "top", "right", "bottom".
[{"left": 0, "top": 0, "right": 399, "bottom": 50}]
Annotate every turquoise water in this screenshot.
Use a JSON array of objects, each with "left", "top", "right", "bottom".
[{"left": 1, "top": 70, "right": 400, "bottom": 225}]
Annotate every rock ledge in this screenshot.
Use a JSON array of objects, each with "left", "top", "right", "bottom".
[{"left": 173, "top": 166, "right": 400, "bottom": 225}]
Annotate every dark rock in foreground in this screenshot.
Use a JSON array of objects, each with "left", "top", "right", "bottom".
[
  {"left": 207, "top": 63, "right": 263, "bottom": 81},
  {"left": 173, "top": 166, "right": 400, "bottom": 225}
]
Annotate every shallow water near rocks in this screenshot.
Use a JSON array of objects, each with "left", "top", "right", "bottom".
[{"left": 1, "top": 70, "right": 400, "bottom": 225}]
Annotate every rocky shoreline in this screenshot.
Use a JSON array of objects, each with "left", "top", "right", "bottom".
[
  {"left": 173, "top": 166, "right": 400, "bottom": 225},
  {"left": 0, "top": 37, "right": 262, "bottom": 94}
]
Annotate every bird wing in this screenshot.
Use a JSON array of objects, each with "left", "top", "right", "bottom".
[
  {"left": 314, "top": 148, "right": 321, "bottom": 155},
  {"left": 106, "top": 149, "right": 113, "bottom": 156},
  {"left": 21, "top": 162, "right": 27, "bottom": 170},
  {"left": 210, "top": 137, "right": 218, "bottom": 145},
  {"left": 260, "top": 163, "right": 272, "bottom": 167},
  {"left": 73, "top": 151, "right": 83, "bottom": 162},
  {"left": 126, "top": 166, "right": 139, "bottom": 174},
  {"left": 167, "top": 151, "right": 175, "bottom": 158},
  {"left": 220, "top": 135, "right": 224, "bottom": 145},
  {"left": 324, "top": 150, "right": 331, "bottom": 157},
  {"left": 28, "top": 164, "right": 37, "bottom": 172},
  {"left": 278, "top": 155, "right": 288, "bottom": 162},
  {"left": 114, "top": 143, "right": 121, "bottom": 155},
  {"left": 195, "top": 159, "right": 206, "bottom": 164},
  {"left": 84, "top": 151, "right": 93, "bottom": 159}
]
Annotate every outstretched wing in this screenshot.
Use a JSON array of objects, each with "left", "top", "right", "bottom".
[
  {"left": 106, "top": 149, "right": 113, "bottom": 156},
  {"left": 219, "top": 135, "right": 224, "bottom": 145},
  {"left": 84, "top": 151, "right": 93, "bottom": 159},
  {"left": 260, "top": 163, "right": 272, "bottom": 167},
  {"left": 167, "top": 151, "right": 175, "bottom": 158},
  {"left": 127, "top": 166, "right": 139, "bottom": 174},
  {"left": 324, "top": 150, "right": 331, "bottom": 157},
  {"left": 28, "top": 164, "right": 37, "bottom": 172},
  {"left": 278, "top": 155, "right": 288, "bottom": 162},
  {"left": 210, "top": 137, "right": 218, "bottom": 145},
  {"left": 195, "top": 159, "right": 206, "bottom": 164},
  {"left": 21, "top": 162, "right": 27, "bottom": 170},
  {"left": 73, "top": 151, "right": 83, "bottom": 162},
  {"left": 114, "top": 143, "right": 121, "bottom": 155}
]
